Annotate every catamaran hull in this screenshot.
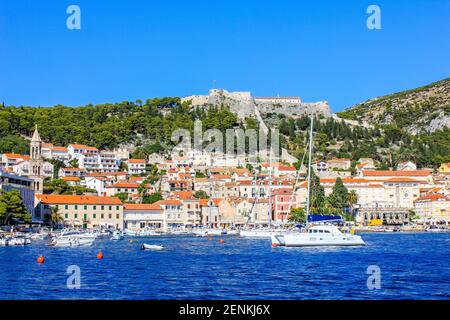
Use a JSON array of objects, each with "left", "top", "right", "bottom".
[{"left": 271, "top": 234, "right": 365, "bottom": 247}]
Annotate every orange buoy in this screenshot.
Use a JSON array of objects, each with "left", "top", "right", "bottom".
[
  {"left": 96, "top": 251, "right": 104, "bottom": 260},
  {"left": 37, "top": 256, "right": 45, "bottom": 264},
  {"left": 219, "top": 239, "right": 225, "bottom": 244}
]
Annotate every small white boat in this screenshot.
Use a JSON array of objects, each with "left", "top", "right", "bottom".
[
  {"left": 240, "top": 228, "right": 284, "bottom": 238},
  {"left": 192, "top": 229, "right": 208, "bottom": 237},
  {"left": 226, "top": 229, "right": 239, "bottom": 235},
  {"left": 271, "top": 224, "right": 366, "bottom": 247},
  {"left": 141, "top": 243, "right": 164, "bottom": 251},
  {"left": 111, "top": 231, "right": 124, "bottom": 240},
  {"left": 0, "top": 237, "right": 9, "bottom": 246},
  {"left": 125, "top": 229, "right": 160, "bottom": 237},
  {"left": 206, "top": 228, "right": 227, "bottom": 236},
  {"left": 8, "top": 233, "right": 32, "bottom": 246},
  {"left": 426, "top": 226, "right": 448, "bottom": 233},
  {"left": 50, "top": 230, "right": 96, "bottom": 247}
]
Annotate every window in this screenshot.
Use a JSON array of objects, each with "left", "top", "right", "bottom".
[
  {"left": 83, "top": 214, "right": 87, "bottom": 219},
  {"left": 65, "top": 213, "right": 68, "bottom": 219},
  {"left": 84, "top": 205, "right": 87, "bottom": 210},
  {"left": 101, "top": 214, "right": 104, "bottom": 219},
  {"left": 116, "top": 206, "right": 119, "bottom": 210},
  {"left": 101, "top": 206, "right": 104, "bottom": 210},
  {"left": 109, "top": 206, "right": 112, "bottom": 210},
  {"left": 109, "top": 214, "right": 112, "bottom": 219},
  {"left": 116, "top": 214, "right": 119, "bottom": 219},
  {"left": 93, "top": 206, "right": 96, "bottom": 210},
  {"left": 74, "top": 214, "right": 78, "bottom": 219},
  {"left": 74, "top": 205, "right": 78, "bottom": 210},
  {"left": 65, "top": 205, "right": 68, "bottom": 210}
]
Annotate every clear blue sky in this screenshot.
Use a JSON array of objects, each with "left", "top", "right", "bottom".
[{"left": 1, "top": 0, "right": 449, "bottom": 112}]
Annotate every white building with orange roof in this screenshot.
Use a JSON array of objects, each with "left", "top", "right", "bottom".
[
  {"left": 327, "top": 158, "right": 352, "bottom": 171},
  {"left": 1, "top": 153, "right": 30, "bottom": 169},
  {"left": 414, "top": 194, "right": 450, "bottom": 221},
  {"left": 439, "top": 163, "right": 450, "bottom": 174},
  {"left": 58, "top": 167, "right": 87, "bottom": 178},
  {"left": 61, "top": 176, "right": 81, "bottom": 186},
  {"left": 34, "top": 194, "right": 124, "bottom": 229},
  {"left": 105, "top": 182, "right": 139, "bottom": 197},
  {"left": 360, "top": 169, "right": 433, "bottom": 183},
  {"left": 127, "top": 158, "right": 146, "bottom": 175},
  {"left": 154, "top": 199, "right": 184, "bottom": 228},
  {"left": 123, "top": 203, "right": 164, "bottom": 230}
]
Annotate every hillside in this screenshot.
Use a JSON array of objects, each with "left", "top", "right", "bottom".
[{"left": 337, "top": 78, "right": 450, "bottom": 134}]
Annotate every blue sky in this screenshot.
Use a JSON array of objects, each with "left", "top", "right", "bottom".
[{"left": 0, "top": 0, "right": 449, "bottom": 112}]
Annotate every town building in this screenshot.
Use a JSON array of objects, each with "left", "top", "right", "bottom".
[
  {"left": 34, "top": 194, "right": 124, "bottom": 229},
  {"left": 0, "top": 169, "right": 35, "bottom": 216}
]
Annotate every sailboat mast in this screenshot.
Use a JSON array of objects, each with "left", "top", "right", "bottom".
[{"left": 306, "top": 116, "right": 314, "bottom": 220}]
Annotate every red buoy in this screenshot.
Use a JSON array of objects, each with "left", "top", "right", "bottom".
[
  {"left": 219, "top": 239, "right": 225, "bottom": 244},
  {"left": 97, "top": 251, "right": 104, "bottom": 260},
  {"left": 272, "top": 243, "right": 279, "bottom": 247},
  {"left": 37, "top": 256, "right": 45, "bottom": 264}
]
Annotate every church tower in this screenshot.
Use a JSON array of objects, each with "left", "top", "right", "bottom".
[{"left": 29, "top": 125, "right": 44, "bottom": 194}]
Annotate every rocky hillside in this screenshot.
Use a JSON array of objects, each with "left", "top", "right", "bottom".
[{"left": 337, "top": 78, "right": 450, "bottom": 134}]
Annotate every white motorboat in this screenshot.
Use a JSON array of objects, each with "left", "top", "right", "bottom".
[
  {"left": 141, "top": 243, "right": 164, "bottom": 250},
  {"left": 272, "top": 224, "right": 365, "bottom": 247},
  {"left": 240, "top": 228, "right": 287, "bottom": 238},
  {"left": 111, "top": 230, "right": 124, "bottom": 240},
  {"left": 8, "top": 236, "right": 32, "bottom": 246},
  {"left": 0, "top": 236, "right": 9, "bottom": 246},
  {"left": 192, "top": 229, "right": 208, "bottom": 237},
  {"left": 426, "top": 226, "right": 448, "bottom": 233},
  {"left": 206, "top": 228, "right": 227, "bottom": 236},
  {"left": 125, "top": 229, "right": 160, "bottom": 237},
  {"left": 50, "top": 230, "right": 96, "bottom": 247},
  {"left": 226, "top": 229, "right": 239, "bottom": 235}
]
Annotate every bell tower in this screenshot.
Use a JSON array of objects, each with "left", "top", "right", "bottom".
[{"left": 29, "top": 125, "right": 44, "bottom": 194}]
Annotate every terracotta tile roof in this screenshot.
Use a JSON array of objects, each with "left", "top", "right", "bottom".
[
  {"left": 69, "top": 144, "right": 98, "bottom": 151},
  {"left": 36, "top": 194, "right": 122, "bottom": 205},
  {"left": 362, "top": 170, "right": 432, "bottom": 177},
  {"left": 171, "top": 191, "right": 195, "bottom": 200},
  {"left": 155, "top": 199, "right": 183, "bottom": 205},
  {"left": 52, "top": 146, "right": 68, "bottom": 152},
  {"left": 4, "top": 153, "right": 28, "bottom": 159},
  {"left": 107, "top": 183, "right": 139, "bottom": 188},
  {"left": 279, "top": 166, "right": 296, "bottom": 171},
  {"left": 124, "top": 203, "right": 162, "bottom": 211},
  {"left": 199, "top": 198, "right": 222, "bottom": 206},
  {"left": 414, "top": 194, "right": 448, "bottom": 202},
  {"left": 61, "top": 167, "right": 86, "bottom": 171},
  {"left": 128, "top": 159, "right": 146, "bottom": 164},
  {"left": 61, "top": 176, "right": 81, "bottom": 181}
]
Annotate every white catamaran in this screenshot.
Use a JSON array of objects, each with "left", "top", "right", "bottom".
[{"left": 271, "top": 116, "right": 365, "bottom": 247}]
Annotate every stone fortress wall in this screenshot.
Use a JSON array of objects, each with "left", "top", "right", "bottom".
[{"left": 181, "top": 89, "right": 333, "bottom": 120}]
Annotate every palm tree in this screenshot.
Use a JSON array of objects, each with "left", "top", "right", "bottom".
[
  {"left": 347, "top": 190, "right": 358, "bottom": 216},
  {"left": 50, "top": 206, "right": 64, "bottom": 229}
]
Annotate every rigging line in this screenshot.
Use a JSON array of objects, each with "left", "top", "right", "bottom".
[{"left": 285, "top": 134, "right": 310, "bottom": 217}]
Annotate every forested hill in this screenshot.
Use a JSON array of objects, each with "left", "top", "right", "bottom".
[
  {"left": 1, "top": 80, "right": 449, "bottom": 169},
  {"left": 0, "top": 98, "right": 238, "bottom": 156},
  {"left": 337, "top": 78, "right": 450, "bottom": 134}
]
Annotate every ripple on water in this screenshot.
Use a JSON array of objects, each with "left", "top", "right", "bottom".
[{"left": 0, "top": 233, "right": 449, "bottom": 299}]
